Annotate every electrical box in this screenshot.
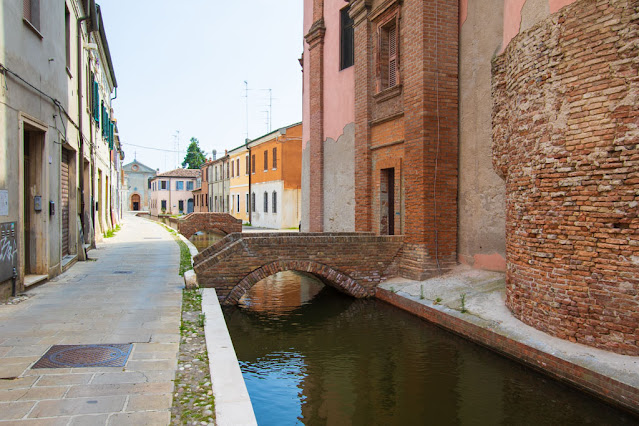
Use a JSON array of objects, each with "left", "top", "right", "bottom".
[
  {"left": 34, "top": 196, "right": 42, "bottom": 212},
  {"left": 0, "top": 222, "right": 17, "bottom": 282},
  {"left": 49, "top": 200, "right": 55, "bottom": 216}
]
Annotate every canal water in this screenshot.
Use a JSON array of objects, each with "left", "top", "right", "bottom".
[{"left": 223, "top": 271, "right": 637, "bottom": 425}]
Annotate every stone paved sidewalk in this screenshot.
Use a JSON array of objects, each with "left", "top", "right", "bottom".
[{"left": 0, "top": 213, "right": 183, "bottom": 425}]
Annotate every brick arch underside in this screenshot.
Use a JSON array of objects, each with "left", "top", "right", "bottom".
[{"left": 224, "top": 260, "right": 371, "bottom": 305}]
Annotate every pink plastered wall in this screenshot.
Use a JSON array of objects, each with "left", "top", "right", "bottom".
[
  {"left": 302, "top": 0, "right": 355, "bottom": 149},
  {"left": 501, "top": 0, "right": 578, "bottom": 51},
  {"left": 322, "top": 0, "right": 354, "bottom": 143}
]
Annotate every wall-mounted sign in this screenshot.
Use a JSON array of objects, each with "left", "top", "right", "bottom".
[{"left": 0, "top": 190, "right": 8, "bottom": 216}]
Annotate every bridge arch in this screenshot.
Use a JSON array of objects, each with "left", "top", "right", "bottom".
[{"left": 224, "top": 260, "right": 372, "bottom": 305}]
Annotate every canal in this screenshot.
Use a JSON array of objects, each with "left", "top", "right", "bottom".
[{"left": 222, "top": 271, "right": 636, "bottom": 425}]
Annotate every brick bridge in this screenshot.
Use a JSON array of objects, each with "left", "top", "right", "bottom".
[
  {"left": 192, "top": 233, "right": 404, "bottom": 304},
  {"left": 178, "top": 213, "right": 242, "bottom": 239}
]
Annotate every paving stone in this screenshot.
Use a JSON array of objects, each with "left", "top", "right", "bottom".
[
  {"left": 28, "top": 396, "right": 126, "bottom": 418},
  {"left": 0, "top": 386, "right": 67, "bottom": 402},
  {"left": 67, "top": 414, "right": 110, "bottom": 425},
  {"left": 34, "top": 374, "right": 93, "bottom": 387},
  {"left": 0, "top": 401, "right": 35, "bottom": 420},
  {"left": 106, "top": 410, "right": 171, "bottom": 426},
  {"left": 125, "top": 393, "right": 172, "bottom": 412},
  {"left": 66, "top": 382, "right": 172, "bottom": 398},
  {"left": 0, "top": 377, "right": 38, "bottom": 390}
]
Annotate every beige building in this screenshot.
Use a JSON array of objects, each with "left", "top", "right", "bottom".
[
  {"left": 123, "top": 159, "right": 156, "bottom": 211},
  {"left": 0, "top": 1, "right": 123, "bottom": 299},
  {"left": 149, "top": 169, "right": 200, "bottom": 216}
]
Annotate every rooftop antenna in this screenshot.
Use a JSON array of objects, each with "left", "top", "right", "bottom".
[
  {"left": 244, "top": 81, "right": 249, "bottom": 140},
  {"left": 173, "top": 130, "right": 180, "bottom": 168}
]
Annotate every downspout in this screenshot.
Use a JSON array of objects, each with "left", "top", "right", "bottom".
[
  {"left": 246, "top": 140, "right": 252, "bottom": 224},
  {"left": 77, "top": 16, "right": 89, "bottom": 247}
]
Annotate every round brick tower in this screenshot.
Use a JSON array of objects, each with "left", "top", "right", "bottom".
[{"left": 492, "top": 0, "right": 639, "bottom": 355}]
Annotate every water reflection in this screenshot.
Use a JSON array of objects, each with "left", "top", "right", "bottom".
[
  {"left": 189, "top": 230, "right": 225, "bottom": 252},
  {"left": 224, "top": 271, "right": 636, "bottom": 426}
]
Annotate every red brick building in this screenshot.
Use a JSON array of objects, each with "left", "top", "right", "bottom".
[{"left": 302, "top": 0, "right": 638, "bottom": 355}]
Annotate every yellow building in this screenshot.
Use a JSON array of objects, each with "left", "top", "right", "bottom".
[{"left": 228, "top": 145, "right": 250, "bottom": 223}]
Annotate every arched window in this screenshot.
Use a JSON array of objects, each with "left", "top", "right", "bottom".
[
  {"left": 272, "top": 191, "right": 277, "bottom": 214},
  {"left": 251, "top": 192, "right": 256, "bottom": 212},
  {"left": 263, "top": 191, "right": 268, "bottom": 213}
]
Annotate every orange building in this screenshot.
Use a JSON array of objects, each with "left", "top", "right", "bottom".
[
  {"left": 248, "top": 123, "right": 302, "bottom": 229},
  {"left": 192, "top": 160, "right": 212, "bottom": 212}
]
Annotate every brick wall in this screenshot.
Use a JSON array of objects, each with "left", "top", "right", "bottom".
[
  {"left": 177, "top": 213, "right": 242, "bottom": 239},
  {"left": 493, "top": 0, "right": 639, "bottom": 355},
  {"left": 352, "top": 0, "right": 459, "bottom": 280},
  {"left": 193, "top": 233, "right": 404, "bottom": 304}
]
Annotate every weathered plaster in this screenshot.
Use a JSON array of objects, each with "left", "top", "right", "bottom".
[
  {"left": 323, "top": 123, "right": 355, "bottom": 232},
  {"left": 520, "top": 0, "right": 549, "bottom": 34},
  {"left": 301, "top": 144, "right": 311, "bottom": 232},
  {"left": 458, "top": 0, "right": 506, "bottom": 270}
]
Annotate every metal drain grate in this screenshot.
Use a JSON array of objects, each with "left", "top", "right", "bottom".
[
  {"left": 32, "top": 344, "right": 133, "bottom": 369},
  {"left": 112, "top": 271, "right": 133, "bottom": 275}
]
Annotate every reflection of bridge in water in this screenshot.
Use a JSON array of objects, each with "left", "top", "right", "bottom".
[{"left": 193, "top": 232, "right": 404, "bottom": 304}]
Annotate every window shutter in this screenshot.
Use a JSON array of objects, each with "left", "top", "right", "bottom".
[
  {"left": 388, "top": 25, "right": 397, "bottom": 88},
  {"left": 23, "top": 0, "right": 31, "bottom": 21},
  {"left": 264, "top": 150, "right": 268, "bottom": 171}
]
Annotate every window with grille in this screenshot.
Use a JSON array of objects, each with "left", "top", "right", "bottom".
[
  {"left": 377, "top": 14, "right": 400, "bottom": 92},
  {"left": 252, "top": 193, "right": 256, "bottom": 212},
  {"left": 340, "top": 6, "right": 354, "bottom": 70},
  {"left": 272, "top": 148, "right": 277, "bottom": 169},
  {"left": 272, "top": 192, "right": 277, "bottom": 214},
  {"left": 23, "top": 0, "right": 40, "bottom": 32},
  {"left": 263, "top": 192, "right": 268, "bottom": 213}
]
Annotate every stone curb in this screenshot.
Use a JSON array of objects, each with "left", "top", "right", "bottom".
[{"left": 201, "top": 288, "right": 257, "bottom": 426}]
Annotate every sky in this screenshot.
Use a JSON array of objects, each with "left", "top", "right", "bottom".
[{"left": 98, "top": 1, "right": 304, "bottom": 172}]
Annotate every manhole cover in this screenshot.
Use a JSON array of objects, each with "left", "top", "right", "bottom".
[
  {"left": 113, "top": 271, "right": 133, "bottom": 274},
  {"left": 32, "top": 344, "right": 133, "bottom": 368}
]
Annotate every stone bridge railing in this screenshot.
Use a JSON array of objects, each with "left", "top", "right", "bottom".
[
  {"left": 193, "top": 233, "right": 404, "bottom": 304},
  {"left": 177, "top": 213, "right": 242, "bottom": 239}
]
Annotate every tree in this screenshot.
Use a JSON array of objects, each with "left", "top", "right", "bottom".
[{"left": 182, "top": 137, "right": 207, "bottom": 169}]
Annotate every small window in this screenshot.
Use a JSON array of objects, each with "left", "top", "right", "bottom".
[
  {"left": 187, "top": 181, "right": 194, "bottom": 191},
  {"left": 246, "top": 155, "right": 249, "bottom": 175},
  {"left": 264, "top": 151, "right": 268, "bottom": 171},
  {"left": 272, "top": 192, "right": 277, "bottom": 214},
  {"left": 237, "top": 158, "right": 240, "bottom": 176},
  {"left": 252, "top": 155, "right": 256, "bottom": 173},
  {"left": 377, "top": 15, "right": 400, "bottom": 91},
  {"left": 161, "top": 181, "right": 167, "bottom": 190},
  {"left": 340, "top": 6, "right": 354, "bottom": 70},
  {"left": 231, "top": 160, "right": 235, "bottom": 177},
  {"left": 176, "top": 181, "right": 184, "bottom": 190},
  {"left": 251, "top": 192, "right": 256, "bottom": 212},
  {"left": 272, "top": 147, "right": 277, "bottom": 169},
  {"left": 148, "top": 180, "right": 151, "bottom": 189},
  {"left": 237, "top": 194, "right": 240, "bottom": 213},
  {"left": 263, "top": 192, "right": 268, "bottom": 213},
  {"left": 23, "top": 0, "right": 41, "bottom": 32},
  {"left": 246, "top": 193, "right": 249, "bottom": 213},
  {"left": 179, "top": 200, "right": 184, "bottom": 212},
  {"left": 65, "top": 6, "right": 71, "bottom": 70}
]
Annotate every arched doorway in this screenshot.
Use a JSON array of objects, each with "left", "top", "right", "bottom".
[{"left": 130, "top": 194, "right": 140, "bottom": 211}]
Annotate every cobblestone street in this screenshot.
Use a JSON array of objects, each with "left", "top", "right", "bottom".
[{"left": 0, "top": 213, "right": 182, "bottom": 424}]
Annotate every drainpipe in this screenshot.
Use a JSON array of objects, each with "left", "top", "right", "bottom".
[
  {"left": 77, "top": 16, "right": 89, "bottom": 245},
  {"left": 245, "top": 139, "right": 251, "bottom": 224}
]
